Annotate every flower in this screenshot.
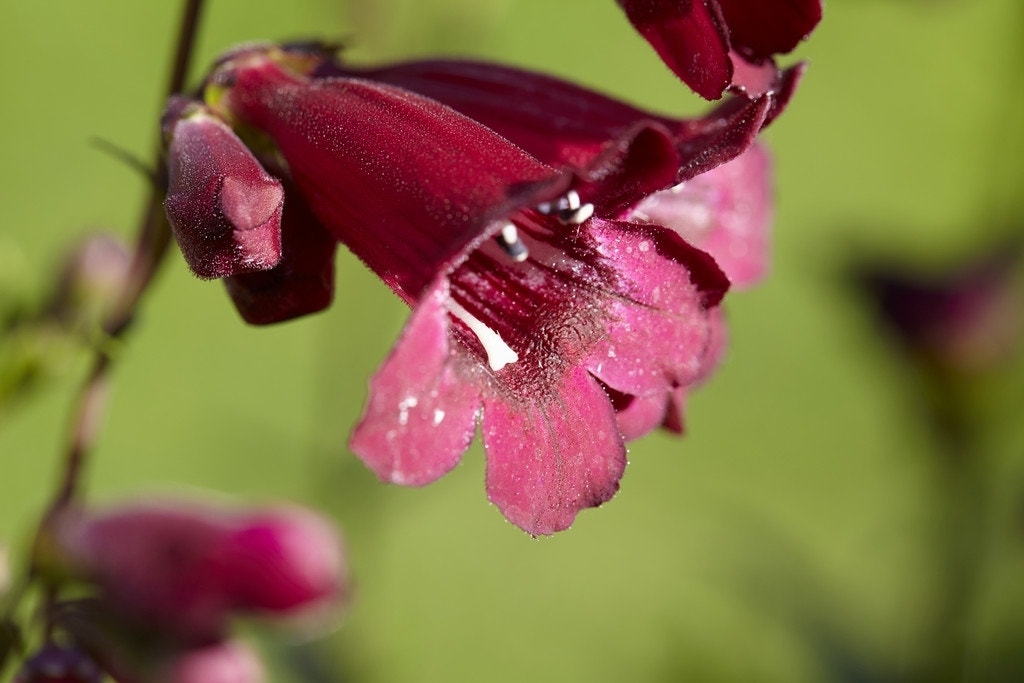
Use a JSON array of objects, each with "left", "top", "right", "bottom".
[
  {"left": 36, "top": 499, "right": 346, "bottom": 683},
  {"left": 851, "top": 241, "right": 1024, "bottom": 376},
  {"left": 616, "top": 0, "right": 821, "bottom": 99},
  {"left": 51, "top": 500, "right": 347, "bottom": 639},
  {"left": 158, "top": 45, "right": 799, "bottom": 536}
]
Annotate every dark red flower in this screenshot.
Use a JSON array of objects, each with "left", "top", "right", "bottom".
[
  {"left": 616, "top": 0, "right": 821, "bottom": 99},
  {"left": 327, "top": 54, "right": 801, "bottom": 179},
  {"left": 162, "top": 99, "right": 284, "bottom": 279},
  {"left": 183, "top": 47, "right": 749, "bottom": 535},
  {"left": 851, "top": 242, "right": 1024, "bottom": 376}
]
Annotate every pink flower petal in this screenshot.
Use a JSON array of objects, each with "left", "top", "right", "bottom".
[
  {"left": 221, "top": 506, "right": 346, "bottom": 615},
  {"left": 482, "top": 366, "right": 626, "bottom": 535},
  {"left": 586, "top": 219, "right": 727, "bottom": 396},
  {"left": 349, "top": 281, "right": 483, "bottom": 485},
  {"left": 631, "top": 144, "right": 772, "bottom": 288},
  {"left": 661, "top": 385, "right": 689, "bottom": 434},
  {"left": 607, "top": 387, "right": 670, "bottom": 441}
]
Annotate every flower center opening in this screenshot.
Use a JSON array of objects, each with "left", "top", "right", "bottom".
[{"left": 448, "top": 197, "right": 606, "bottom": 380}]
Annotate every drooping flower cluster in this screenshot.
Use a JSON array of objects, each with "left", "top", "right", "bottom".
[
  {"left": 21, "top": 500, "right": 347, "bottom": 683},
  {"left": 162, "top": 3, "right": 819, "bottom": 535}
]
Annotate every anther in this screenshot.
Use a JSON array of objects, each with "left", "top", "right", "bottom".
[
  {"left": 495, "top": 222, "right": 529, "bottom": 262},
  {"left": 560, "top": 202, "right": 594, "bottom": 225},
  {"left": 537, "top": 190, "right": 594, "bottom": 225}
]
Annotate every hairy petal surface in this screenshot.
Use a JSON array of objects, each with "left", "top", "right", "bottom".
[
  {"left": 482, "top": 366, "right": 626, "bottom": 535},
  {"left": 586, "top": 218, "right": 728, "bottom": 396},
  {"left": 606, "top": 386, "right": 670, "bottom": 440},
  {"left": 617, "top": 0, "right": 732, "bottom": 100},
  {"left": 164, "top": 106, "right": 283, "bottom": 278},
  {"left": 222, "top": 58, "right": 559, "bottom": 301},
  {"left": 718, "top": 0, "right": 822, "bottom": 59},
  {"left": 349, "top": 281, "right": 482, "bottom": 485},
  {"left": 224, "top": 183, "right": 337, "bottom": 324},
  {"left": 337, "top": 56, "right": 777, "bottom": 187}
]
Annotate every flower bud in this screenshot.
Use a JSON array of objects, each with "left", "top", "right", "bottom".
[
  {"left": 163, "top": 99, "right": 284, "bottom": 279},
  {"left": 222, "top": 506, "right": 347, "bottom": 615},
  {"left": 52, "top": 500, "right": 348, "bottom": 641},
  {"left": 49, "top": 233, "right": 132, "bottom": 328}
]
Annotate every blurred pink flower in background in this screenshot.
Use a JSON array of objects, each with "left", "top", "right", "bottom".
[{"left": 31, "top": 499, "right": 347, "bottom": 683}]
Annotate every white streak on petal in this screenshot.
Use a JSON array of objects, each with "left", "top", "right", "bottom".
[{"left": 447, "top": 300, "right": 519, "bottom": 371}]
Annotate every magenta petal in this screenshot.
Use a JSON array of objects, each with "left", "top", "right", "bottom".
[
  {"left": 164, "top": 107, "right": 283, "bottom": 279},
  {"left": 718, "top": 0, "right": 822, "bottom": 60},
  {"left": 349, "top": 281, "right": 482, "bottom": 485},
  {"left": 221, "top": 506, "right": 345, "bottom": 615},
  {"left": 728, "top": 51, "right": 780, "bottom": 98},
  {"left": 482, "top": 366, "right": 626, "bottom": 535},
  {"left": 609, "top": 388, "right": 670, "bottom": 441},
  {"left": 675, "top": 93, "right": 770, "bottom": 184},
  {"left": 53, "top": 503, "right": 235, "bottom": 640},
  {"left": 631, "top": 144, "right": 773, "bottom": 288},
  {"left": 586, "top": 219, "right": 727, "bottom": 396},
  {"left": 581, "top": 123, "right": 681, "bottom": 217},
  {"left": 617, "top": 0, "right": 732, "bottom": 100},
  {"left": 661, "top": 385, "right": 689, "bottom": 434}
]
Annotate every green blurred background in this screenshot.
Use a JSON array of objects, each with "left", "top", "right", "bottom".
[{"left": 2, "top": 1, "right": 1024, "bottom": 681}]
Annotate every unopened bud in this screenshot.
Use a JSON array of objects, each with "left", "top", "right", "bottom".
[{"left": 164, "top": 99, "right": 284, "bottom": 279}]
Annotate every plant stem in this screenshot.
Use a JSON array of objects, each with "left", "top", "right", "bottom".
[{"left": 49, "top": 0, "right": 205, "bottom": 513}]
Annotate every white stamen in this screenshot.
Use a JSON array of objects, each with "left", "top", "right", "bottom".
[
  {"left": 565, "top": 202, "right": 594, "bottom": 225},
  {"left": 565, "top": 190, "right": 581, "bottom": 210},
  {"left": 536, "top": 191, "right": 594, "bottom": 225},
  {"left": 447, "top": 300, "right": 519, "bottom": 371},
  {"left": 496, "top": 222, "right": 528, "bottom": 262}
]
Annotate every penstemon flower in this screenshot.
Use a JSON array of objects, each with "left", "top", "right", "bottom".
[{"left": 163, "top": 36, "right": 801, "bottom": 534}]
